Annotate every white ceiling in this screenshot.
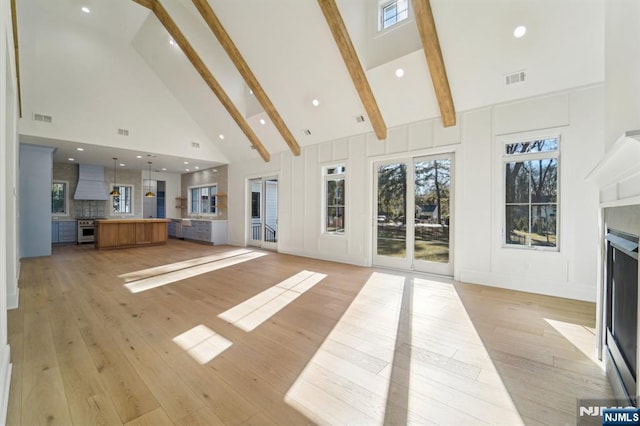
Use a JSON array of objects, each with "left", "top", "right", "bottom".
[{"left": 15, "top": 0, "right": 605, "bottom": 171}]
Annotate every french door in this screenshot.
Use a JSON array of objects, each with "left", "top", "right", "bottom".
[
  {"left": 374, "top": 154, "right": 453, "bottom": 276},
  {"left": 248, "top": 177, "right": 278, "bottom": 250}
]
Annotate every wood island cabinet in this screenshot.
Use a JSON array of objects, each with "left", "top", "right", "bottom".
[{"left": 94, "top": 219, "right": 169, "bottom": 249}]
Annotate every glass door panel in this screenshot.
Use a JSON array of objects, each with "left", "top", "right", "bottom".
[
  {"left": 263, "top": 178, "right": 278, "bottom": 247},
  {"left": 374, "top": 162, "right": 411, "bottom": 269},
  {"left": 413, "top": 157, "right": 452, "bottom": 275},
  {"left": 249, "top": 179, "right": 262, "bottom": 246},
  {"left": 248, "top": 177, "right": 278, "bottom": 250},
  {"left": 373, "top": 155, "right": 453, "bottom": 275}
]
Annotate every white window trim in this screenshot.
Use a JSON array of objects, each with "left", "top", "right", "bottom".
[
  {"left": 188, "top": 184, "right": 219, "bottom": 218},
  {"left": 322, "top": 164, "right": 347, "bottom": 236},
  {"left": 500, "top": 134, "right": 561, "bottom": 252},
  {"left": 52, "top": 180, "right": 70, "bottom": 217},
  {"left": 110, "top": 184, "right": 135, "bottom": 217},
  {"left": 377, "top": 0, "right": 410, "bottom": 33}
]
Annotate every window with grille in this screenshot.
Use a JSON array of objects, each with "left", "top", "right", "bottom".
[{"left": 503, "top": 137, "right": 559, "bottom": 250}]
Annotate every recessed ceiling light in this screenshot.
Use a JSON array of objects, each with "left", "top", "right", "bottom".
[
  {"left": 183, "top": 161, "right": 189, "bottom": 165},
  {"left": 259, "top": 118, "right": 266, "bottom": 125},
  {"left": 81, "top": 6, "right": 90, "bottom": 13},
  {"left": 513, "top": 25, "right": 527, "bottom": 38},
  {"left": 312, "top": 99, "right": 320, "bottom": 107},
  {"left": 249, "top": 89, "right": 254, "bottom": 95},
  {"left": 161, "top": 167, "right": 167, "bottom": 171},
  {"left": 195, "top": 166, "right": 200, "bottom": 170},
  {"left": 136, "top": 155, "right": 142, "bottom": 159},
  {"left": 119, "top": 163, "right": 125, "bottom": 167},
  {"left": 76, "top": 147, "right": 84, "bottom": 151},
  {"left": 68, "top": 157, "right": 75, "bottom": 161},
  {"left": 169, "top": 37, "right": 176, "bottom": 46},
  {"left": 395, "top": 68, "right": 405, "bottom": 78},
  {"left": 186, "top": 168, "right": 190, "bottom": 172},
  {"left": 219, "top": 134, "right": 225, "bottom": 140}
]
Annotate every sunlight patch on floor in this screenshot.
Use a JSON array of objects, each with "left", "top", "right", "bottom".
[
  {"left": 173, "top": 324, "right": 232, "bottom": 364},
  {"left": 124, "top": 251, "right": 268, "bottom": 293},
  {"left": 285, "top": 272, "right": 405, "bottom": 424},
  {"left": 544, "top": 318, "right": 601, "bottom": 367},
  {"left": 219, "top": 270, "right": 327, "bottom": 332},
  {"left": 118, "top": 249, "right": 252, "bottom": 282},
  {"left": 285, "top": 273, "right": 524, "bottom": 425}
]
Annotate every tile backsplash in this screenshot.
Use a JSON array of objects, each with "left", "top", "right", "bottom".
[{"left": 73, "top": 200, "right": 107, "bottom": 218}]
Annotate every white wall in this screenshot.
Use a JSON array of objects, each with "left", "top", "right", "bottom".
[
  {"left": 229, "top": 85, "right": 604, "bottom": 302},
  {"left": 604, "top": 0, "right": 640, "bottom": 147},
  {"left": 0, "top": 0, "right": 17, "bottom": 421},
  {"left": 17, "top": 5, "right": 229, "bottom": 164},
  {"left": 151, "top": 171, "right": 181, "bottom": 219}
]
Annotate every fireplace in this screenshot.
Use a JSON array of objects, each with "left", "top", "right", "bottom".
[
  {"left": 604, "top": 229, "right": 638, "bottom": 405},
  {"left": 587, "top": 131, "right": 640, "bottom": 407}
]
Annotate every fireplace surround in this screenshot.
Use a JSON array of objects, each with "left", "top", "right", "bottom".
[{"left": 588, "top": 130, "right": 640, "bottom": 406}]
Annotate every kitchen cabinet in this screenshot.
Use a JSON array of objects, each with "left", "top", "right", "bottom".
[
  {"left": 168, "top": 220, "right": 176, "bottom": 238},
  {"left": 52, "top": 220, "right": 77, "bottom": 244},
  {"left": 181, "top": 219, "right": 227, "bottom": 244},
  {"left": 94, "top": 219, "right": 169, "bottom": 249}
]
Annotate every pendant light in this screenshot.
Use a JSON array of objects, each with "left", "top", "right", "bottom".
[
  {"left": 109, "top": 157, "right": 120, "bottom": 196},
  {"left": 145, "top": 161, "right": 155, "bottom": 198}
]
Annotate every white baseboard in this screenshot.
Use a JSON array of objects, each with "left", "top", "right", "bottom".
[
  {"left": 7, "top": 288, "right": 18, "bottom": 310},
  {"left": 0, "top": 344, "right": 12, "bottom": 425},
  {"left": 459, "top": 269, "right": 596, "bottom": 302}
]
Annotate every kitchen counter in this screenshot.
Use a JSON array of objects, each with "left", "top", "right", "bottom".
[
  {"left": 168, "top": 218, "right": 228, "bottom": 244},
  {"left": 94, "top": 219, "right": 169, "bottom": 249}
]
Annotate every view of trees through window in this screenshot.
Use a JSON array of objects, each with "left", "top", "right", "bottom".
[
  {"left": 504, "top": 137, "right": 559, "bottom": 248},
  {"left": 112, "top": 185, "right": 132, "bottom": 214},
  {"left": 376, "top": 158, "right": 451, "bottom": 263},
  {"left": 52, "top": 182, "right": 66, "bottom": 214}
]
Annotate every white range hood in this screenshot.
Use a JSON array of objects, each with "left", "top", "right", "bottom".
[{"left": 73, "top": 164, "right": 109, "bottom": 200}]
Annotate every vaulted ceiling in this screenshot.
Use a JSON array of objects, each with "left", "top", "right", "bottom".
[{"left": 15, "top": 0, "right": 604, "bottom": 171}]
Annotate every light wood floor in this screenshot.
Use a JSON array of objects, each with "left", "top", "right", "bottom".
[{"left": 7, "top": 240, "right": 612, "bottom": 425}]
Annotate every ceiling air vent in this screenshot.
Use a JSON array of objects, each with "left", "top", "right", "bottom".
[
  {"left": 505, "top": 70, "right": 526, "bottom": 86},
  {"left": 33, "top": 113, "right": 52, "bottom": 123},
  {"left": 117, "top": 128, "right": 129, "bottom": 136},
  {"left": 191, "top": 142, "right": 200, "bottom": 148},
  {"left": 303, "top": 129, "right": 312, "bottom": 136},
  {"left": 355, "top": 115, "right": 366, "bottom": 123}
]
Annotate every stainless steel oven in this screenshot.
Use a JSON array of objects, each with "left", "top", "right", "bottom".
[{"left": 77, "top": 219, "right": 96, "bottom": 244}]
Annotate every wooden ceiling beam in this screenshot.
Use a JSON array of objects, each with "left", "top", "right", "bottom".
[
  {"left": 412, "top": 0, "right": 456, "bottom": 127},
  {"left": 192, "top": 0, "right": 301, "bottom": 156},
  {"left": 10, "top": 0, "right": 22, "bottom": 117},
  {"left": 132, "top": 0, "right": 270, "bottom": 162},
  {"left": 317, "top": 0, "right": 387, "bottom": 140}
]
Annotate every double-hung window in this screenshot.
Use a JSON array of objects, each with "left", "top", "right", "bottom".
[
  {"left": 324, "top": 165, "right": 346, "bottom": 234},
  {"left": 52, "top": 181, "right": 68, "bottom": 215},
  {"left": 189, "top": 185, "right": 217, "bottom": 215},
  {"left": 503, "top": 137, "right": 559, "bottom": 249},
  {"left": 112, "top": 185, "right": 133, "bottom": 214}
]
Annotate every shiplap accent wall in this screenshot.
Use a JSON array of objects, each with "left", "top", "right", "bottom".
[{"left": 229, "top": 85, "right": 604, "bottom": 302}]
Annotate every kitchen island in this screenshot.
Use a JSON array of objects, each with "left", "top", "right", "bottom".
[{"left": 94, "top": 219, "right": 169, "bottom": 249}]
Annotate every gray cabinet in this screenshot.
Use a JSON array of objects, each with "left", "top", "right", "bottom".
[
  {"left": 181, "top": 220, "right": 227, "bottom": 244},
  {"left": 52, "top": 220, "right": 77, "bottom": 244},
  {"left": 168, "top": 220, "right": 176, "bottom": 238}
]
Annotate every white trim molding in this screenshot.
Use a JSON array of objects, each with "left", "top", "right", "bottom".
[{"left": 587, "top": 130, "right": 640, "bottom": 207}]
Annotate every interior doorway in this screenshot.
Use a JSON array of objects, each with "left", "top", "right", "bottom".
[
  {"left": 248, "top": 177, "right": 278, "bottom": 250},
  {"left": 373, "top": 154, "right": 454, "bottom": 276}
]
